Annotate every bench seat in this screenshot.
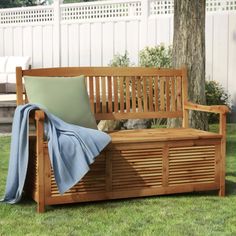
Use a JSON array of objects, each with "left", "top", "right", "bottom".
[{"left": 108, "top": 128, "right": 222, "bottom": 143}]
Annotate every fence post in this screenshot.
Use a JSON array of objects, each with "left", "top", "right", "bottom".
[
  {"left": 53, "top": 0, "right": 62, "bottom": 67},
  {"left": 139, "top": 0, "right": 150, "bottom": 53}
]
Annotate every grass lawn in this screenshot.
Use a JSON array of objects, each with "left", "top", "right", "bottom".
[{"left": 0, "top": 124, "right": 235, "bottom": 236}]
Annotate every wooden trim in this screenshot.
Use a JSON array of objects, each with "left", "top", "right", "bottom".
[
  {"left": 21, "top": 67, "right": 184, "bottom": 77},
  {"left": 45, "top": 182, "right": 219, "bottom": 206}
]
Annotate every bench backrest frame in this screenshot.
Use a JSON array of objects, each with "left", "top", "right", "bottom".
[{"left": 16, "top": 67, "right": 188, "bottom": 121}]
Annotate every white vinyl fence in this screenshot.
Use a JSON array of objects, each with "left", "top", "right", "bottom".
[{"left": 0, "top": 0, "right": 236, "bottom": 101}]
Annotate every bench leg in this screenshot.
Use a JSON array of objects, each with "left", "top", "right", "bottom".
[
  {"left": 218, "top": 184, "right": 225, "bottom": 197},
  {"left": 37, "top": 202, "right": 46, "bottom": 213}
]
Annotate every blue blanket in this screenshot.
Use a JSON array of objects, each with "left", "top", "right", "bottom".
[{"left": 1, "top": 104, "right": 111, "bottom": 204}]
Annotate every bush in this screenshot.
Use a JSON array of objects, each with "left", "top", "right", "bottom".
[
  {"left": 206, "top": 80, "right": 230, "bottom": 123},
  {"left": 139, "top": 45, "right": 172, "bottom": 68},
  {"left": 109, "top": 51, "right": 132, "bottom": 67}
]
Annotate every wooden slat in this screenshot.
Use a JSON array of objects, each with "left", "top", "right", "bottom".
[
  {"left": 176, "top": 76, "right": 182, "bottom": 111},
  {"left": 143, "top": 77, "right": 148, "bottom": 112},
  {"left": 154, "top": 76, "right": 159, "bottom": 111},
  {"left": 125, "top": 77, "right": 130, "bottom": 112},
  {"left": 171, "top": 78, "right": 176, "bottom": 112},
  {"left": 119, "top": 77, "right": 124, "bottom": 112},
  {"left": 162, "top": 146, "right": 169, "bottom": 187},
  {"left": 148, "top": 77, "right": 154, "bottom": 111},
  {"left": 89, "top": 76, "right": 95, "bottom": 113},
  {"left": 131, "top": 77, "right": 136, "bottom": 112},
  {"left": 101, "top": 77, "right": 107, "bottom": 113},
  {"left": 95, "top": 76, "right": 101, "bottom": 113},
  {"left": 106, "top": 152, "right": 112, "bottom": 192},
  {"left": 160, "top": 78, "right": 165, "bottom": 111},
  {"left": 137, "top": 77, "right": 142, "bottom": 112},
  {"left": 166, "top": 77, "right": 170, "bottom": 112},
  {"left": 113, "top": 76, "right": 118, "bottom": 112},
  {"left": 107, "top": 76, "right": 113, "bottom": 113}
]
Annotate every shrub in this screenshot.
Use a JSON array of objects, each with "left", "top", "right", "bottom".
[
  {"left": 139, "top": 45, "right": 172, "bottom": 68},
  {"left": 109, "top": 51, "right": 132, "bottom": 67},
  {"left": 205, "top": 80, "right": 231, "bottom": 123}
]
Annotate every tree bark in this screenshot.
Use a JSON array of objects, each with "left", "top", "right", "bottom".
[{"left": 169, "top": 0, "right": 208, "bottom": 130}]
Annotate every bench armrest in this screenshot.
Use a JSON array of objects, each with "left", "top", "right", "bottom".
[{"left": 184, "top": 102, "right": 230, "bottom": 114}]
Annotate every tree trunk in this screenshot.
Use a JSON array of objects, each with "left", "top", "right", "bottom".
[{"left": 169, "top": 0, "right": 208, "bottom": 130}]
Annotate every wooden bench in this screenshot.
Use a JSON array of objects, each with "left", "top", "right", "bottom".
[{"left": 16, "top": 66, "right": 229, "bottom": 213}]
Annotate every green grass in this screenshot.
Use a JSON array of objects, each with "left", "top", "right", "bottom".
[{"left": 0, "top": 124, "right": 236, "bottom": 236}]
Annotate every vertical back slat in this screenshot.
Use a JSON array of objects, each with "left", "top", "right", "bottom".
[
  {"left": 177, "top": 76, "right": 182, "bottom": 111},
  {"left": 125, "top": 77, "right": 130, "bottom": 112},
  {"left": 107, "top": 76, "right": 112, "bottom": 113},
  {"left": 113, "top": 76, "right": 118, "bottom": 112},
  {"left": 131, "top": 77, "right": 136, "bottom": 112},
  {"left": 160, "top": 78, "right": 165, "bottom": 111},
  {"left": 119, "top": 77, "right": 124, "bottom": 112},
  {"left": 143, "top": 77, "right": 148, "bottom": 112},
  {"left": 101, "top": 77, "right": 107, "bottom": 113},
  {"left": 166, "top": 77, "right": 170, "bottom": 112},
  {"left": 171, "top": 78, "right": 176, "bottom": 112},
  {"left": 149, "top": 77, "right": 154, "bottom": 111},
  {"left": 154, "top": 76, "right": 159, "bottom": 111},
  {"left": 137, "top": 77, "right": 142, "bottom": 112},
  {"left": 95, "top": 76, "right": 101, "bottom": 113},
  {"left": 89, "top": 76, "right": 95, "bottom": 113}
]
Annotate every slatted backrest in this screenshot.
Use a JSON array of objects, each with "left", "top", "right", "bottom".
[{"left": 16, "top": 67, "right": 187, "bottom": 120}]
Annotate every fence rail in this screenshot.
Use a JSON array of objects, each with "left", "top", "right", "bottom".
[{"left": 0, "top": 0, "right": 236, "bottom": 100}]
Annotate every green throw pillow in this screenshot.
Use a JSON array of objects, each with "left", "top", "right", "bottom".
[{"left": 24, "top": 75, "right": 97, "bottom": 129}]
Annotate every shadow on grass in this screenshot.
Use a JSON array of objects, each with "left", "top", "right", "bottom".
[{"left": 226, "top": 179, "right": 236, "bottom": 195}]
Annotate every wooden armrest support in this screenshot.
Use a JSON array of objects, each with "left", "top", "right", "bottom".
[
  {"left": 184, "top": 102, "right": 230, "bottom": 114},
  {"left": 34, "top": 110, "right": 45, "bottom": 121}
]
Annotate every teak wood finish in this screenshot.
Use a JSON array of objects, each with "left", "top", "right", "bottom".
[{"left": 16, "top": 66, "right": 229, "bottom": 213}]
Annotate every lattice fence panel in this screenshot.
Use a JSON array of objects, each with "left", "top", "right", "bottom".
[
  {"left": 61, "top": 1, "right": 142, "bottom": 22},
  {"left": 150, "top": 0, "right": 174, "bottom": 15},
  {"left": 206, "top": 0, "right": 236, "bottom": 11},
  {"left": 150, "top": 0, "right": 236, "bottom": 15},
  {"left": 0, "top": 6, "right": 54, "bottom": 25}
]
